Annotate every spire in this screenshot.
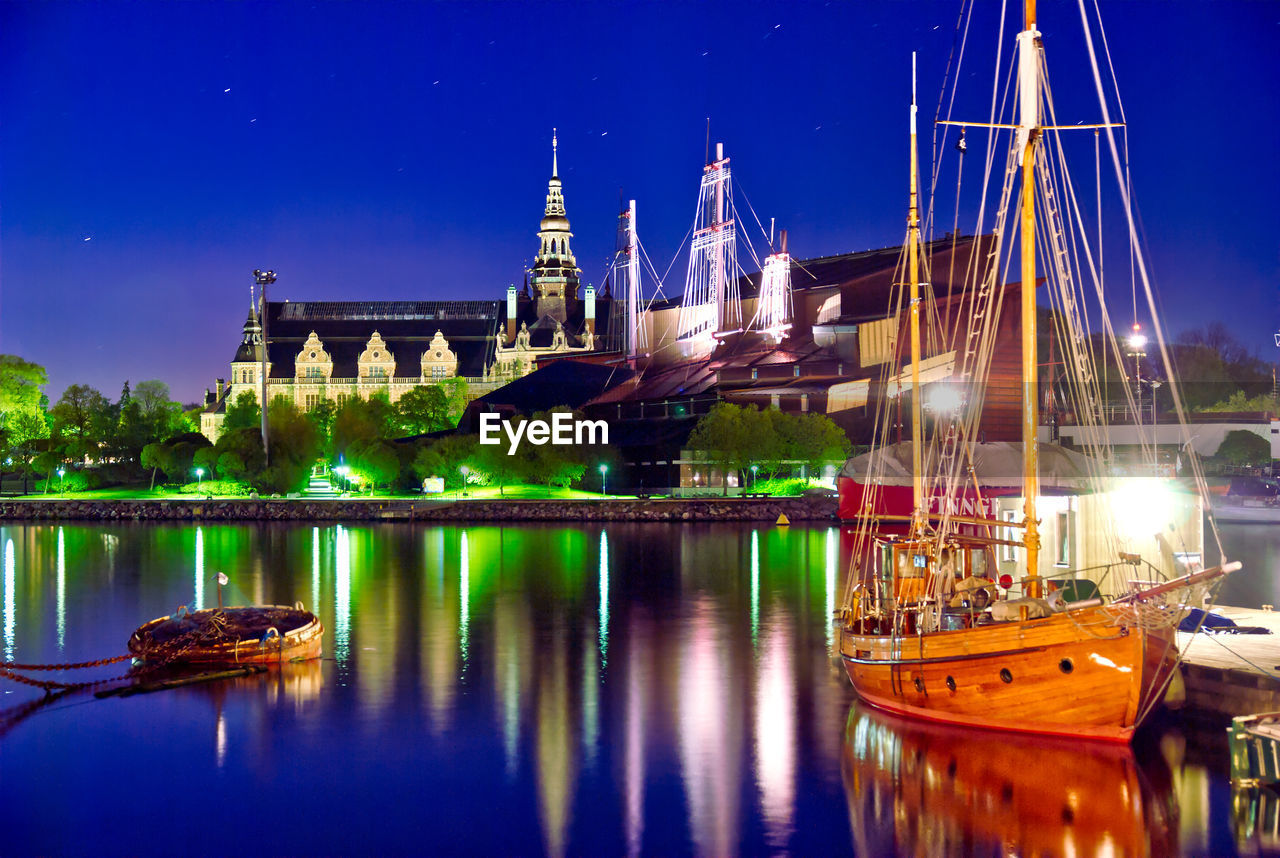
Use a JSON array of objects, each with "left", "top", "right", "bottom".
[{"left": 531, "top": 129, "right": 579, "bottom": 314}]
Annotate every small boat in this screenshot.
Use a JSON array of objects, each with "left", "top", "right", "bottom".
[
  {"left": 128, "top": 605, "right": 324, "bottom": 667},
  {"left": 1210, "top": 477, "right": 1280, "bottom": 524},
  {"left": 1230, "top": 712, "right": 1280, "bottom": 785}
]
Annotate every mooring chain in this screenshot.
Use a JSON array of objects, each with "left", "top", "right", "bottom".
[{"left": 1, "top": 609, "right": 240, "bottom": 693}]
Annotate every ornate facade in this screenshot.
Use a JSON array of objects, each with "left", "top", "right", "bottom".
[{"left": 200, "top": 132, "right": 611, "bottom": 442}]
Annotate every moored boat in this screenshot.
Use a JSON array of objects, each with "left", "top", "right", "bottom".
[
  {"left": 128, "top": 605, "right": 324, "bottom": 667},
  {"left": 835, "top": 0, "right": 1239, "bottom": 743}
]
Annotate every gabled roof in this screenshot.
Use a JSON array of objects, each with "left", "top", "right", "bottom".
[{"left": 261, "top": 300, "right": 502, "bottom": 378}]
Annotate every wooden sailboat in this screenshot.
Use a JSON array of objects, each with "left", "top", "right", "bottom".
[{"left": 836, "top": 4, "right": 1239, "bottom": 743}]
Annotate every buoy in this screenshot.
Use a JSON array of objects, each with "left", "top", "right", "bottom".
[{"left": 776, "top": 513, "right": 790, "bottom": 526}]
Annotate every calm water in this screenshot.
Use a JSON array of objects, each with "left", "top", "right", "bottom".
[{"left": 0, "top": 520, "right": 1275, "bottom": 856}]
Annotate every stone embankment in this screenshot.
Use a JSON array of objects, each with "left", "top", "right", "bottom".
[{"left": 0, "top": 495, "right": 838, "bottom": 524}]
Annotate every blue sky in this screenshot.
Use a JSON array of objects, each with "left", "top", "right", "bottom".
[{"left": 1, "top": 1, "right": 1276, "bottom": 402}]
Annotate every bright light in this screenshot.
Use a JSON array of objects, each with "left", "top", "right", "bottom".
[
  {"left": 57, "top": 468, "right": 65, "bottom": 477},
  {"left": 925, "top": 384, "right": 964, "bottom": 415},
  {"left": 1111, "top": 478, "right": 1176, "bottom": 542},
  {"left": 195, "top": 467, "right": 204, "bottom": 478},
  {"left": 599, "top": 464, "right": 608, "bottom": 474},
  {"left": 1127, "top": 331, "right": 1147, "bottom": 352}
]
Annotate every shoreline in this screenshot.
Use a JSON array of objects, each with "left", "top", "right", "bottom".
[{"left": 0, "top": 496, "right": 839, "bottom": 523}]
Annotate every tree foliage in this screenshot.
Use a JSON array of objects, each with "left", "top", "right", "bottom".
[
  {"left": 395, "top": 385, "right": 452, "bottom": 436},
  {"left": 1215, "top": 430, "right": 1271, "bottom": 466},
  {"left": 688, "top": 403, "right": 852, "bottom": 493}
]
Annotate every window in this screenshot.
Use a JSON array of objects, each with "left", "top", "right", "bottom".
[
  {"left": 1002, "top": 510, "right": 1018, "bottom": 563},
  {"left": 431, "top": 366, "right": 448, "bottom": 380},
  {"left": 305, "top": 366, "right": 325, "bottom": 379},
  {"left": 1056, "top": 511, "right": 1070, "bottom": 567},
  {"left": 368, "top": 366, "right": 387, "bottom": 380},
  {"left": 304, "top": 393, "right": 321, "bottom": 410}
]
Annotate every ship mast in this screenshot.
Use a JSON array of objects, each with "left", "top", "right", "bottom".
[
  {"left": 1018, "top": 0, "right": 1042, "bottom": 595},
  {"left": 908, "top": 53, "right": 925, "bottom": 520}
]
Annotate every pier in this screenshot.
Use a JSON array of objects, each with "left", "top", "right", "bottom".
[{"left": 1181, "top": 606, "right": 1280, "bottom": 719}]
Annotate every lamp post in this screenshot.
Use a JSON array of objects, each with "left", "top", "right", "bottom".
[
  {"left": 254, "top": 269, "right": 277, "bottom": 466},
  {"left": 57, "top": 467, "right": 65, "bottom": 494},
  {"left": 195, "top": 467, "right": 204, "bottom": 491},
  {"left": 460, "top": 465, "right": 470, "bottom": 498},
  {"left": 1127, "top": 326, "right": 1147, "bottom": 426},
  {"left": 600, "top": 463, "right": 608, "bottom": 496},
  {"left": 750, "top": 464, "right": 758, "bottom": 490},
  {"left": 335, "top": 465, "right": 348, "bottom": 493}
]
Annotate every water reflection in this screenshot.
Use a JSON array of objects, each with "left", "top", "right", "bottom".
[
  {"left": 56, "top": 526, "right": 66, "bottom": 650},
  {"left": 4, "top": 537, "right": 14, "bottom": 660},
  {"left": 0, "top": 520, "right": 1253, "bottom": 856},
  {"left": 841, "top": 702, "right": 1178, "bottom": 856}
]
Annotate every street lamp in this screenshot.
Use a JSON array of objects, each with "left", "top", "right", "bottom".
[
  {"left": 57, "top": 467, "right": 65, "bottom": 494},
  {"left": 460, "top": 465, "right": 470, "bottom": 497},
  {"left": 335, "top": 465, "right": 349, "bottom": 493},
  {"left": 195, "top": 467, "right": 204, "bottom": 490},
  {"left": 253, "top": 268, "right": 277, "bottom": 466},
  {"left": 750, "top": 464, "right": 758, "bottom": 490},
  {"left": 1127, "top": 325, "right": 1147, "bottom": 426},
  {"left": 599, "top": 463, "right": 608, "bottom": 496}
]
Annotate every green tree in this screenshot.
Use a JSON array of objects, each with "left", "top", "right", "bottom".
[
  {"left": 50, "top": 384, "right": 111, "bottom": 462},
  {"left": 223, "top": 391, "right": 261, "bottom": 432},
  {"left": 349, "top": 438, "right": 401, "bottom": 490},
  {"left": 192, "top": 445, "right": 219, "bottom": 480},
  {"left": 307, "top": 399, "right": 338, "bottom": 457},
  {"left": 0, "top": 355, "right": 47, "bottom": 416},
  {"left": 1215, "top": 430, "right": 1270, "bottom": 466},
  {"left": 522, "top": 408, "right": 588, "bottom": 488},
  {"left": 395, "top": 386, "right": 451, "bottom": 435},
  {"left": 688, "top": 402, "right": 756, "bottom": 495},
  {"left": 412, "top": 435, "right": 479, "bottom": 489},
  {"left": 786, "top": 412, "right": 853, "bottom": 478},
  {"left": 440, "top": 377, "right": 470, "bottom": 423},
  {"left": 332, "top": 392, "right": 396, "bottom": 455},
  {"left": 257, "top": 398, "right": 322, "bottom": 494},
  {"left": 471, "top": 430, "right": 526, "bottom": 495}
]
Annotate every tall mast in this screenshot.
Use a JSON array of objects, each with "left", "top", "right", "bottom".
[
  {"left": 908, "top": 53, "right": 924, "bottom": 517},
  {"left": 1018, "top": 1, "right": 1042, "bottom": 594}
]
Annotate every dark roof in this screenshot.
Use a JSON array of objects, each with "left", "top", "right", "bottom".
[
  {"left": 463, "top": 359, "right": 636, "bottom": 428},
  {"left": 262, "top": 300, "right": 503, "bottom": 379}
]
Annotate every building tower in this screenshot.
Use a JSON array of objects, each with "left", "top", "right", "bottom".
[
  {"left": 529, "top": 129, "right": 581, "bottom": 324},
  {"left": 228, "top": 300, "right": 267, "bottom": 405}
]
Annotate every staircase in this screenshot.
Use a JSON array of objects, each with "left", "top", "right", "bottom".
[{"left": 304, "top": 473, "right": 339, "bottom": 499}]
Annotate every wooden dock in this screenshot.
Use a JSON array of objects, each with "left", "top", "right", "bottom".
[{"left": 1180, "top": 606, "right": 1280, "bottom": 718}]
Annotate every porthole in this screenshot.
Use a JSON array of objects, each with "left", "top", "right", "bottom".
[
  {"left": 310, "top": 351, "right": 317, "bottom": 359},
  {"left": 945, "top": 676, "right": 956, "bottom": 692},
  {"left": 1000, "top": 668, "right": 1013, "bottom": 683},
  {"left": 435, "top": 351, "right": 442, "bottom": 358},
  {"left": 913, "top": 676, "right": 924, "bottom": 692},
  {"left": 1059, "top": 658, "right": 1074, "bottom": 674},
  {"left": 373, "top": 351, "right": 380, "bottom": 359}
]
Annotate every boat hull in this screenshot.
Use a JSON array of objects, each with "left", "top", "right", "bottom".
[
  {"left": 129, "top": 606, "right": 325, "bottom": 667},
  {"left": 839, "top": 606, "right": 1178, "bottom": 742}
]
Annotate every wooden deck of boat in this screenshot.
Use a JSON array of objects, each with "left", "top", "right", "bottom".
[{"left": 1180, "top": 606, "right": 1280, "bottom": 718}]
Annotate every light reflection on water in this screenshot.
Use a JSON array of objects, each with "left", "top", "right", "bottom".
[{"left": 0, "top": 521, "right": 1266, "bottom": 855}]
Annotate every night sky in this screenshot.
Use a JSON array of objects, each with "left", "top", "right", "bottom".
[{"left": 1, "top": 1, "right": 1276, "bottom": 403}]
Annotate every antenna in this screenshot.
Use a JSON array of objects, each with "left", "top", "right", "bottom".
[{"left": 705, "top": 117, "right": 711, "bottom": 166}]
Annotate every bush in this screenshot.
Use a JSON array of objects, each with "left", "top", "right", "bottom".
[
  {"left": 1215, "top": 430, "right": 1271, "bottom": 466},
  {"left": 177, "top": 479, "right": 252, "bottom": 496}
]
